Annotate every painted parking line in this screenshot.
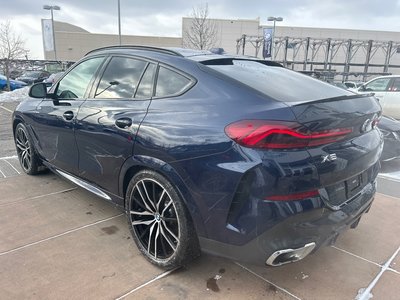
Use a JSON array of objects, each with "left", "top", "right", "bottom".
[
  {"left": 0, "top": 156, "right": 21, "bottom": 178},
  {"left": 0, "top": 155, "right": 18, "bottom": 160},
  {"left": 0, "top": 187, "right": 78, "bottom": 207},
  {"left": 3, "top": 159, "right": 21, "bottom": 174},
  {"left": 331, "top": 245, "right": 382, "bottom": 267},
  {"left": 0, "top": 214, "right": 124, "bottom": 256},
  {"left": 0, "top": 105, "right": 13, "bottom": 113},
  {"left": 357, "top": 245, "right": 400, "bottom": 300},
  {"left": 115, "top": 268, "right": 179, "bottom": 300}
]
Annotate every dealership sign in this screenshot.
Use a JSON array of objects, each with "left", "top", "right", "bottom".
[
  {"left": 42, "top": 19, "right": 54, "bottom": 52},
  {"left": 262, "top": 28, "right": 273, "bottom": 59}
]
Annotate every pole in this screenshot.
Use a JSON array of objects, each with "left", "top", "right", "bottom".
[
  {"left": 303, "top": 37, "right": 310, "bottom": 71},
  {"left": 383, "top": 41, "right": 393, "bottom": 73},
  {"left": 118, "top": 0, "right": 121, "bottom": 45},
  {"left": 51, "top": 8, "right": 57, "bottom": 61}
]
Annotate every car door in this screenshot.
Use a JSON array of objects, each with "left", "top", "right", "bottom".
[
  {"left": 383, "top": 77, "right": 400, "bottom": 119},
  {"left": 75, "top": 55, "right": 157, "bottom": 195},
  {"left": 32, "top": 56, "right": 105, "bottom": 174},
  {"left": 358, "top": 77, "right": 391, "bottom": 104}
]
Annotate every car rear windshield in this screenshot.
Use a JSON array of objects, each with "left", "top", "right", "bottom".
[{"left": 206, "top": 59, "right": 352, "bottom": 102}]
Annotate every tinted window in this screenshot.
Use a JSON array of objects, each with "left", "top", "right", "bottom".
[
  {"left": 389, "top": 78, "right": 400, "bottom": 92},
  {"left": 364, "top": 78, "right": 391, "bottom": 92},
  {"left": 207, "top": 60, "right": 352, "bottom": 102},
  {"left": 155, "top": 67, "right": 192, "bottom": 97},
  {"left": 135, "top": 63, "right": 156, "bottom": 99},
  {"left": 57, "top": 57, "right": 104, "bottom": 99},
  {"left": 95, "top": 57, "right": 147, "bottom": 99}
]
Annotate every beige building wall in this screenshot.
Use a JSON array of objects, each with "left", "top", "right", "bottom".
[
  {"left": 45, "top": 20, "right": 400, "bottom": 76},
  {"left": 45, "top": 21, "right": 182, "bottom": 61}
]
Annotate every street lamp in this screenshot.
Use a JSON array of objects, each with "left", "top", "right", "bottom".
[
  {"left": 267, "top": 16, "right": 283, "bottom": 60},
  {"left": 117, "top": 0, "right": 121, "bottom": 45},
  {"left": 43, "top": 5, "right": 61, "bottom": 61}
]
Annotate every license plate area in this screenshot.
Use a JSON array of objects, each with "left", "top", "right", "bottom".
[{"left": 346, "top": 173, "right": 366, "bottom": 198}]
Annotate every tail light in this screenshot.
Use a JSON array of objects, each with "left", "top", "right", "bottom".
[
  {"left": 225, "top": 120, "right": 352, "bottom": 149},
  {"left": 265, "top": 190, "right": 319, "bottom": 201}
]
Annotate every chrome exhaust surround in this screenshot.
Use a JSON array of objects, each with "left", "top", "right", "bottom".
[{"left": 266, "top": 242, "right": 316, "bottom": 266}]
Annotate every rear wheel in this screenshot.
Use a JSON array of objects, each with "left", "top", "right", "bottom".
[
  {"left": 126, "top": 170, "right": 200, "bottom": 269},
  {"left": 15, "top": 123, "right": 41, "bottom": 175}
]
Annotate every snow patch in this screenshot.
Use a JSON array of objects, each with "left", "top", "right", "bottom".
[
  {"left": 355, "top": 288, "right": 373, "bottom": 300},
  {"left": 0, "top": 87, "right": 29, "bottom": 103}
]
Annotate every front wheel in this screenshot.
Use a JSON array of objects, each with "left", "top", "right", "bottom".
[
  {"left": 15, "top": 123, "right": 41, "bottom": 175},
  {"left": 126, "top": 170, "right": 200, "bottom": 269}
]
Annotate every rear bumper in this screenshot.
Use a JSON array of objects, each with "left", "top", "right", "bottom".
[{"left": 199, "top": 181, "right": 376, "bottom": 266}]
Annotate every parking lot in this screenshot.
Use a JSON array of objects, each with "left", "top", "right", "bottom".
[{"left": 1, "top": 101, "right": 399, "bottom": 299}]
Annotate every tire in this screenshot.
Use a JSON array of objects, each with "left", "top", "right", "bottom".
[
  {"left": 14, "top": 123, "right": 42, "bottom": 175},
  {"left": 126, "top": 170, "right": 200, "bottom": 269}
]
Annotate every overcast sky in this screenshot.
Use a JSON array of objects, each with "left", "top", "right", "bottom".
[{"left": 3, "top": 0, "right": 400, "bottom": 59}]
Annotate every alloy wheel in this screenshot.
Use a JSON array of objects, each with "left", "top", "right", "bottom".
[
  {"left": 129, "top": 178, "right": 180, "bottom": 260},
  {"left": 15, "top": 127, "right": 32, "bottom": 172}
]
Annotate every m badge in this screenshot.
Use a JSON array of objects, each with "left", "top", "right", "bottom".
[{"left": 321, "top": 153, "right": 337, "bottom": 163}]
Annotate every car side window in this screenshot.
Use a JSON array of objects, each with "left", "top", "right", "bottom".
[
  {"left": 155, "top": 66, "right": 192, "bottom": 98},
  {"left": 388, "top": 78, "right": 400, "bottom": 92},
  {"left": 56, "top": 57, "right": 104, "bottom": 99},
  {"left": 364, "top": 78, "right": 391, "bottom": 92},
  {"left": 95, "top": 56, "right": 147, "bottom": 99},
  {"left": 134, "top": 63, "right": 156, "bottom": 99}
]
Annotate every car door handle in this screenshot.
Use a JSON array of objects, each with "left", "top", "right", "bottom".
[
  {"left": 63, "top": 111, "right": 74, "bottom": 121},
  {"left": 115, "top": 118, "right": 133, "bottom": 129}
]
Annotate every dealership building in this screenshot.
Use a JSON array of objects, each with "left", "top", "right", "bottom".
[{"left": 44, "top": 18, "right": 400, "bottom": 80}]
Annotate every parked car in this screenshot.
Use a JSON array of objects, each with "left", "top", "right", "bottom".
[
  {"left": 344, "top": 81, "right": 363, "bottom": 89},
  {"left": 9, "top": 70, "right": 23, "bottom": 80},
  {"left": 43, "top": 72, "right": 64, "bottom": 87},
  {"left": 13, "top": 46, "right": 382, "bottom": 269},
  {"left": 378, "top": 116, "right": 400, "bottom": 161},
  {"left": 355, "top": 75, "right": 400, "bottom": 119},
  {"left": 0, "top": 75, "right": 27, "bottom": 91},
  {"left": 16, "top": 70, "right": 50, "bottom": 85}
]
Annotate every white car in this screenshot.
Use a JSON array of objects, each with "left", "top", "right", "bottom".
[{"left": 356, "top": 75, "right": 400, "bottom": 119}]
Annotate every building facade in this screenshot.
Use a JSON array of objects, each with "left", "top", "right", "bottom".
[{"left": 45, "top": 18, "right": 400, "bottom": 80}]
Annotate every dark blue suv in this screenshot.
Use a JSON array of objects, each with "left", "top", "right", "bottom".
[{"left": 13, "top": 46, "right": 382, "bottom": 269}]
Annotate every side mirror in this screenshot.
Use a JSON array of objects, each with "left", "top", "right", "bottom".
[
  {"left": 29, "top": 82, "right": 48, "bottom": 98},
  {"left": 358, "top": 85, "right": 366, "bottom": 92}
]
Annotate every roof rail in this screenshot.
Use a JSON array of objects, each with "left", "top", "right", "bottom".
[{"left": 85, "top": 45, "right": 184, "bottom": 57}]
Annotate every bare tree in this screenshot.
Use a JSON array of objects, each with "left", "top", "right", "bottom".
[
  {"left": 0, "top": 21, "right": 27, "bottom": 91},
  {"left": 183, "top": 3, "right": 218, "bottom": 50}
]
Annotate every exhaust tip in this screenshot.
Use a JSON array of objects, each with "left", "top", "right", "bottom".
[{"left": 266, "top": 242, "right": 316, "bottom": 266}]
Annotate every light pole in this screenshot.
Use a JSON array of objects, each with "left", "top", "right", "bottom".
[
  {"left": 267, "top": 16, "right": 283, "bottom": 60},
  {"left": 117, "top": 0, "right": 121, "bottom": 45},
  {"left": 43, "top": 5, "right": 61, "bottom": 61}
]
